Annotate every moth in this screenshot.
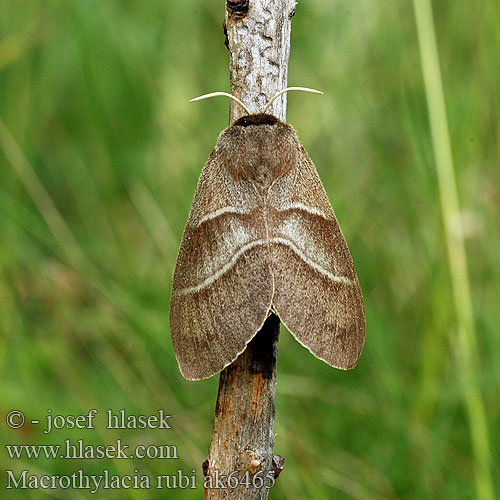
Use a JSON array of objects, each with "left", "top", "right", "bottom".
[{"left": 170, "top": 88, "right": 365, "bottom": 380}]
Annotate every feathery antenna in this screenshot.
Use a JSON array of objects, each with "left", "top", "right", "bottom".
[
  {"left": 262, "top": 87, "right": 323, "bottom": 114},
  {"left": 190, "top": 87, "right": 323, "bottom": 117},
  {"left": 190, "top": 92, "right": 252, "bottom": 116}
]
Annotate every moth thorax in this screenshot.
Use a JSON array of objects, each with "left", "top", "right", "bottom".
[{"left": 239, "top": 125, "right": 298, "bottom": 189}]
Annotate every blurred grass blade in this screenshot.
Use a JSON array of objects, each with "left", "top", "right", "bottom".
[
  {"left": 412, "top": 2, "right": 494, "bottom": 500},
  {"left": 128, "top": 182, "right": 177, "bottom": 260},
  {"left": 0, "top": 117, "right": 89, "bottom": 271}
]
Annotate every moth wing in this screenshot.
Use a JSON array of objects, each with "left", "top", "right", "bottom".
[
  {"left": 268, "top": 146, "right": 365, "bottom": 369},
  {"left": 170, "top": 148, "right": 274, "bottom": 380}
]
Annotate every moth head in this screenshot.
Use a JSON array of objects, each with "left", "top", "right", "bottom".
[{"left": 190, "top": 87, "right": 323, "bottom": 185}]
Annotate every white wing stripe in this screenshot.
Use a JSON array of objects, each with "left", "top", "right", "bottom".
[
  {"left": 278, "top": 202, "right": 329, "bottom": 219},
  {"left": 196, "top": 206, "right": 250, "bottom": 226},
  {"left": 270, "top": 237, "right": 353, "bottom": 285},
  {"left": 174, "top": 237, "right": 352, "bottom": 296},
  {"left": 174, "top": 238, "right": 268, "bottom": 296},
  {"left": 196, "top": 203, "right": 327, "bottom": 227}
]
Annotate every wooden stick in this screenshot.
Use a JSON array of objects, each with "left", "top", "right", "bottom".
[
  {"left": 203, "top": 1, "right": 295, "bottom": 498},
  {"left": 204, "top": 315, "right": 281, "bottom": 499},
  {"left": 226, "top": 0, "right": 294, "bottom": 123}
]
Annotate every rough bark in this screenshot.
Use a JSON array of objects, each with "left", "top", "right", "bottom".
[
  {"left": 204, "top": 315, "right": 281, "bottom": 499},
  {"left": 226, "top": 0, "right": 295, "bottom": 122},
  {"left": 203, "top": 2, "right": 295, "bottom": 498}
]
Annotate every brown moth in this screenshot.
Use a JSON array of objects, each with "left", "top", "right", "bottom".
[{"left": 170, "top": 88, "right": 365, "bottom": 380}]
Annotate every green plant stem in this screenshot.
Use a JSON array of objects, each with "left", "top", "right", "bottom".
[{"left": 412, "top": 2, "right": 494, "bottom": 500}]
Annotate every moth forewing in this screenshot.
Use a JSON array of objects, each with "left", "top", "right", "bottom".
[
  {"left": 267, "top": 145, "right": 365, "bottom": 369},
  {"left": 170, "top": 113, "right": 365, "bottom": 379},
  {"left": 170, "top": 134, "right": 274, "bottom": 380}
]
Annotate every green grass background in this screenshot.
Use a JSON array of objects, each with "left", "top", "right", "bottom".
[{"left": 1, "top": 1, "right": 499, "bottom": 499}]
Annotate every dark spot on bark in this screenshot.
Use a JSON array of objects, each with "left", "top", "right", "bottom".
[
  {"left": 227, "top": 0, "right": 249, "bottom": 19},
  {"left": 272, "top": 454, "right": 285, "bottom": 478},
  {"left": 249, "top": 314, "right": 280, "bottom": 378},
  {"left": 223, "top": 21, "right": 229, "bottom": 50}
]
